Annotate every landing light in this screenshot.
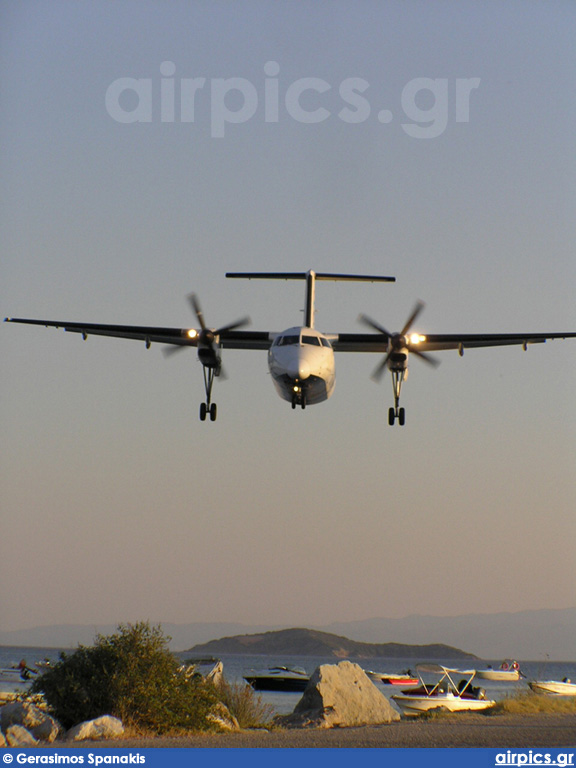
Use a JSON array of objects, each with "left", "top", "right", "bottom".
[
  {"left": 187, "top": 329, "right": 198, "bottom": 339},
  {"left": 410, "top": 333, "right": 426, "bottom": 344}
]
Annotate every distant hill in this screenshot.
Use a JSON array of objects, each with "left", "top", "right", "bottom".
[
  {"left": 2, "top": 608, "right": 574, "bottom": 659},
  {"left": 323, "top": 607, "right": 576, "bottom": 661},
  {"left": 187, "top": 627, "right": 478, "bottom": 659}
]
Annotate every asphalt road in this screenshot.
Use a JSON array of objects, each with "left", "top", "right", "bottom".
[{"left": 39, "top": 714, "right": 576, "bottom": 749}]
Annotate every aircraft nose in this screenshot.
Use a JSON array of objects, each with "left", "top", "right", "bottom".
[
  {"left": 287, "top": 360, "right": 311, "bottom": 380},
  {"left": 298, "top": 361, "right": 310, "bottom": 380}
]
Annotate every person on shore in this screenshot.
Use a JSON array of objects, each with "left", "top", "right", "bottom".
[{"left": 18, "top": 659, "right": 37, "bottom": 680}]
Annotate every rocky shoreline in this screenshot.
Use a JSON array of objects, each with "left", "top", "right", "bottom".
[{"left": 29, "top": 714, "right": 576, "bottom": 749}]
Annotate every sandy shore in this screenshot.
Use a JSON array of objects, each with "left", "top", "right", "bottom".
[{"left": 41, "top": 714, "right": 576, "bottom": 749}]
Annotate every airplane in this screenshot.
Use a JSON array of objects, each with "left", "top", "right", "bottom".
[{"left": 4, "top": 269, "right": 576, "bottom": 425}]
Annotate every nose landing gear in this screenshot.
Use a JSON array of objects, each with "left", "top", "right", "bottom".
[{"left": 291, "top": 385, "right": 306, "bottom": 410}]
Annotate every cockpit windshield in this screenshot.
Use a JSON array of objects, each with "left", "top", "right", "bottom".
[
  {"left": 275, "top": 334, "right": 299, "bottom": 346},
  {"left": 273, "top": 333, "right": 332, "bottom": 348}
]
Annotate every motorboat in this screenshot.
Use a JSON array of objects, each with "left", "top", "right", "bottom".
[
  {"left": 1, "top": 661, "right": 41, "bottom": 682},
  {"left": 476, "top": 660, "right": 522, "bottom": 681},
  {"left": 0, "top": 667, "right": 26, "bottom": 683},
  {"left": 366, "top": 670, "right": 419, "bottom": 686},
  {"left": 391, "top": 664, "right": 495, "bottom": 717},
  {"left": 528, "top": 679, "right": 576, "bottom": 696},
  {"left": 0, "top": 662, "right": 43, "bottom": 702},
  {"left": 243, "top": 665, "right": 310, "bottom": 692}
]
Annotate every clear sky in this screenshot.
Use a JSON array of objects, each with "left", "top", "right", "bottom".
[{"left": 1, "top": 1, "right": 575, "bottom": 636}]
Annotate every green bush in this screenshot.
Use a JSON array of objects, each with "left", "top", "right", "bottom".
[{"left": 31, "top": 622, "right": 218, "bottom": 733}]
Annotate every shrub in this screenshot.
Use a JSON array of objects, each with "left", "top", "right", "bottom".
[
  {"left": 31, "top": 622, "right": 218, "bottom": 733},
  {"left": 487, "top": 692, "right": 576, "bottom": 716},
  {"left": 215, "top": 679, "right": 275, "bottom": 728}
]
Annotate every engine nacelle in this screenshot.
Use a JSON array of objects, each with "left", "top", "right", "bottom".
[
  {"left": 389, "top": 350, "right": 408, "bottom": 372},
  {"left": 198, "top": 343, "right": 221, "bottom": 371}
]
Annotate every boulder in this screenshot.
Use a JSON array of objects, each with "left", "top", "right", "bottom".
[
  {"left": 5, "top": 724, "right": 39, "bottom": 747},
  {"left": 279, "top": 661, "right": 400, "bottom": 728},
  {"left": 0, "top": 731, "right": 6, "bottom": 747},
  {"left": 1, "top": 701, "right": 61, "bottom": 742},
  {"left": 67, "top": 715, "right": 124, "bottom": 741},
  {"left": 205, "top": 660, "right": 224, "bottom": 687}
]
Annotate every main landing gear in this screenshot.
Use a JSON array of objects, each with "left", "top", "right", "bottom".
[
  {"left": 199, "top": 365, "right": 218, "bottom": 421},
  {"left": 388, "top": 369, "right": 406, "bottom": 426},
  {"left": 388, "top": 406, "right": 405, "bottom": 426}
]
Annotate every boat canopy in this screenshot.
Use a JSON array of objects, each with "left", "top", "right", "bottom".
[{"left": 416, "top": 664, "right": 477, "bottom": 676}]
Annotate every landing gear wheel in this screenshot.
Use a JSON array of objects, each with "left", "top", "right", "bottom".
[
  {"left": 388, "top": 407, "right": 396, "bottom": 426},
  {"left": 209, "top": 403, "right": 217, "bottom": 421},
  {"left": 199, "top": 402, "right": 207, "bottom": 421},
  {"left": 398, "top": 407, "right": 405, "bottom": 426}
]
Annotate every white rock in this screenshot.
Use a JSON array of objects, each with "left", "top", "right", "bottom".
[
  {"left": 1, "top": 701, "right": 61, "bottom": 742},
  {"left": 5, "top": 724, "right": 39, "bottom": 746},
  {"left": 282, "top": 660, "right": 401, "bottom": 728},
  {"left": 206, "top": 660, "right": 224, "bottom": 687},
  {"left": 67, "top": 715, "right": 124, "bottom": 741}
]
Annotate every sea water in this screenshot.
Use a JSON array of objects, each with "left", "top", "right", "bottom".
[
  {"left": 2, "top": 646, "right": 575, "bottom": 716},
  {"left": 189, "top": 653, "right": 576, "bottom": 714}
]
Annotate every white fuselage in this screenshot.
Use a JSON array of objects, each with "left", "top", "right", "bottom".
[{"left": 267, "top": 326, "right": 335, "bottom": 406}]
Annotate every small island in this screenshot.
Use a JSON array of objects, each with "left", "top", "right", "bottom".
[{"left": 187, "top": 627, "right": 478, "bottom": 659}]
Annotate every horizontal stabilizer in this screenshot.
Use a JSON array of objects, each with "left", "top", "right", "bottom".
[
  {"left": 226, "top": 271, "right": 395, "bottom": 282},
  {"left": 226, "top": 269, "right": 395, "bottom": 328}
]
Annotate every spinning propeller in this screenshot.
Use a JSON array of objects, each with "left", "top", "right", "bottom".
[
  {"left": 358, "top": 300, "right": 439, "bottom": 381},
  {"left": 164, "top": 293, "right": 250, "bottom": 363}
]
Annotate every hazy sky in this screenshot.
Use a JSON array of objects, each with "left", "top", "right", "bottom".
[{"left": 1, "top": 1, "right": 575, "bottom": 637}]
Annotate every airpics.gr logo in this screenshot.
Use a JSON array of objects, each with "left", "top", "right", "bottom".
[
  {"left": 495, "top": 752, "right": 575, "bottom": 767},
  {"left": 105, "top": 60, "right": 481, "bottom": 138}
]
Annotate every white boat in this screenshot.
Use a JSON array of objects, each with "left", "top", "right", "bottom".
[
  {"left": 0, "top": 667, "right": 26, "bottom": 683},
  {"left": 391, "top": 664, "right": 495, "bottom": 717},
  {"left": 0, "top": 663, "right": 42, "bottom": 702},
  {"left": 528, "top": 679, "right": 576, "bottom": 696},
  {"left": 476, "top": 660, "right": 522, "bottom": 681}
]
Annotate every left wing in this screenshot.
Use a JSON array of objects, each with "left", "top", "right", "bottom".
[
  {"left": 331, "top": 331, "right": 576, "bottom": 354},
  {"left": 3, "top": 318, "right": 273, "bottom": 350}
]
